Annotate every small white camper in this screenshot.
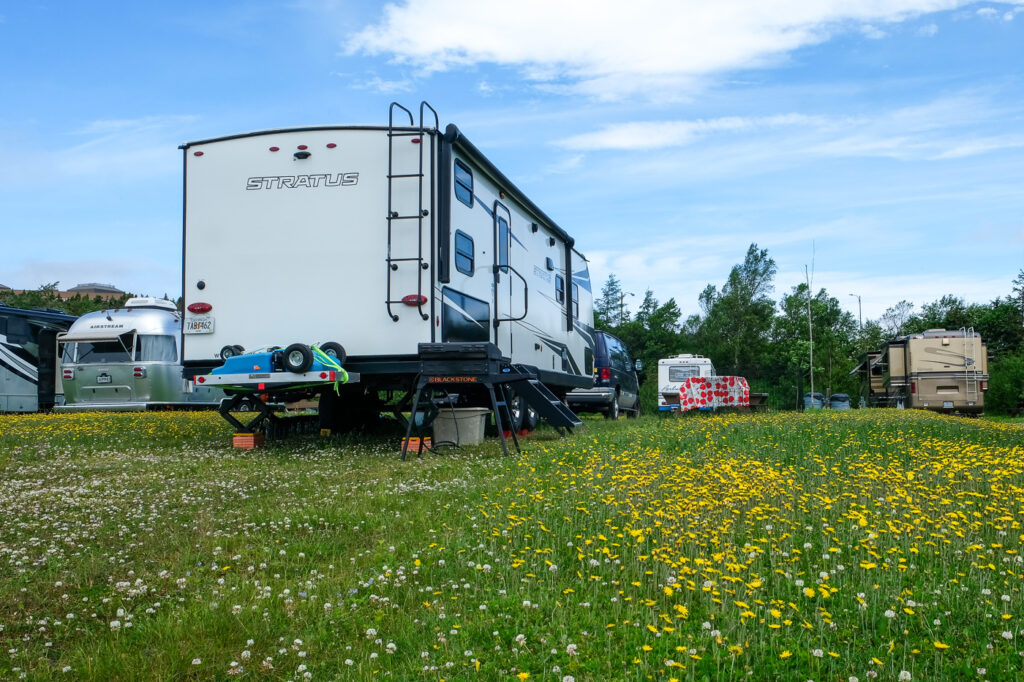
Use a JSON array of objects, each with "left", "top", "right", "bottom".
[{"left": 657, "top": 354, "right": 716, "bottom": 411}]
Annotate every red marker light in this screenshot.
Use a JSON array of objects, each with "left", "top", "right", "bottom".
[
  {"left": 269, "top": 146, "right": 280, "bottom": 152},
  {"left": 319, "top": 372, "right": 327, "bottom": 379},
  {"left": 326, "top": 143, "right": 337, "bottom": 149},
  {"left": 411, "top": 138, "right": 421, "bottom": 144},
  {"left": 187, "top": 302, "right": 212, "bottom": 314},
  {"left": 197, "top": 376, "right": 206, "bottom": 383},
  {"left": 402, "top": 294, "right": 427, "bottom": 306},
  {"left": 297, "top": 144, "right": 308, "bottom": 150},
  {"left": 193, "top": 151, "right": 204, "bottom": 156}
]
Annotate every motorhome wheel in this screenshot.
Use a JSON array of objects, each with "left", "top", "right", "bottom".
[{"left": 283, "top": 343, "right": 314, "bottom": 373}]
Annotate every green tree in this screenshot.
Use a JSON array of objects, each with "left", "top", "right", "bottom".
[
  {"left": 693, "top": 244, "right": 777, "bottom": 377},
  {"left": 615, "top": 289, "right": 685, "bottom": 412},
  {"left": 595, "top": 274, "right": 628, "bottom": 330}
]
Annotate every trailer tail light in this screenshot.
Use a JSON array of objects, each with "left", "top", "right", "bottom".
[
  {"left": 187, "top": 302, "right": 213, "bottom": 313},
  {"left": 911, "top": 381, "right": 916, "bottom": 394},
  {"left": 402, "top": 294, "right": 427, "bottom": 306},
  {"left": 196, "top": 376, "right": 206, "bottom": 383},
  {"left": 133, "top": 367, "right": 146, "bottom": 378},
  {"left": 62, "top": 368, "right": 74, "bottom": 380},
  {"left": 599, "top": 367, "right": 612, "bottom": 381}
]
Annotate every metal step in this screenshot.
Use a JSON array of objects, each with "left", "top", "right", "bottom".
[{"left": 510, "top": 365, "right": 582, "bottom": 432}]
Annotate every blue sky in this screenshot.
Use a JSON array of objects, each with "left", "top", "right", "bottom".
[{"left": 1, "top": 1, "right": 1022, "bottom": 321}]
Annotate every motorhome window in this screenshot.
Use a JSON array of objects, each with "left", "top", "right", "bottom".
[
  {"left": 555, "top": 274, "right": 565, "bottom": 304},
  {"left": 5, "top": 316, "right": 31, "bottom": 345},
  {"left": 454, "top": 160, "right": 473, "bottom": 207},
  {"left": 497, "top": 216, "right": 509, "bottom": 266},
  {"left": 71, "top": 333, "right": 134, "bottom": 364},
  {"left": 571, "top": 282, "right": 579, "bottom": 319},
  {"left": 669, "top": 366, "right": 700, "bottom": 381},
  {"left": 454, "top": 230, "right": 474, "bottom": 275},
  {"left": 135, "top": 335, "right": 178, "bottom": 362}
]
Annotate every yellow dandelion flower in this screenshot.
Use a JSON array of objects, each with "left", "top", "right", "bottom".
[
  {"left": 517, "top": 673, "right": 530, "bottom": 681},
  {"left": 779, "top": 650, "right": 792, "bottom": 659},
  {"left": 804, "top": 587, "right": 816, "bottom": 598},
  {"left": 933, "top": 641, "right": 949, "bottom": 650}
]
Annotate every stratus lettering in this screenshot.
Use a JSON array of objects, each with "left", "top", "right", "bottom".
[{"left": 246, "top": 173, "right": 359, "bottom": 190}]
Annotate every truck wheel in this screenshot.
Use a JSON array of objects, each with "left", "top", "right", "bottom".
[
  {"left": 320, "top": 342, "right": 347, "bottom": 365},
  {"left": 627, "top": 400, "right": 641, "bottom": 419},
  {"left": 605, "top": 397, "right": 620, "bottom": 420},
  {"left": 283, "top": 343, "right": 314, "bottom": 373}
]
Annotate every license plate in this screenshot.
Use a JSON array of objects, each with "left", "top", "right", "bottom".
[
  {"left": 96, "top": 374, "right": 112, "bottom": 384},
  {"left": 184, "top": 316, "right": 214, "bottom": 334}
]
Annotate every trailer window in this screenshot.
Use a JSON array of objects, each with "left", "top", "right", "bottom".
[
  {"left": 135, "top": 335, "right": 177, "bottom": 362},
  {"left": 669, "top": 366, "right": 700, "bottom": 382},
  {"left": 497, "top": 216, "right": 509, "bottom": 267},
  {"left": 555, "top": 274, "right": 565, "bottom": 304},
  {"left": 571, "top": 282, "right": 579, "bottom": 319},
  {"left": 454, "top": 230, "right": 474, "bottom": 275},
  {"left": 67, "top": 332, "right": 134, "bottom": 364},
  {"left": 454, "top": 160, "right": 473, "bottom": 207}
]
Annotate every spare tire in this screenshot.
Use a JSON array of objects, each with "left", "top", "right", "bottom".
[
  {"left": 282, "top": 343, "right": 313, "bottom": 373},
  {"left": 320, "top": 342, "right": 347, "bottom": 365}
]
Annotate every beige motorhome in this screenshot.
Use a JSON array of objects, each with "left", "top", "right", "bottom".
[{"left": 881, "top": 329, "right": 988, "bottom": 415}]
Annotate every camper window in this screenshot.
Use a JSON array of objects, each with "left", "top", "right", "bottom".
[
  {"left": 135, "top": 335, "right": 178, "bottom": 362},
  {"left": 571, "top": 282, "right": 579, "bottom": 319},
  {"left": 5, "top": 316, "right": 31, "bottom": 345},
  {"left": 669, "top": 366, "right": 699, "bottom": 381},
  {"left": 454, "top": 160, "right": 473, "bottom": 207},
  {"left": 454, "top": 230, "right": 474, "bottom": 275},
  {"left": 555, "top": 274, "right": 565, "bottom": 304},
  {"left": 70, "top": 332, "right": 134, "bottom": 364},
  {"left": 497, "top": 217, "right": 509, "bottom": 266}
]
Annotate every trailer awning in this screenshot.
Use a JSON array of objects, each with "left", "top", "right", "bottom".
[{"left": 58, "top": 330, "right": 135, "bottom": 343}]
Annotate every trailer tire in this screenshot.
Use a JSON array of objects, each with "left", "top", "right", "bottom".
[
  {"left": 220, "top": 344, "right": 244, "bottom": 360},
  {"left": 320, "top": 342, "right": 347, "bottom": 365},
  {"left": 283, "top": 343, "right": 314, "bottom": 373}
]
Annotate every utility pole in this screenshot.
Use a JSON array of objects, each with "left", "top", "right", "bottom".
[
  {"left": 849, "top": 293, "right": 862, "bottom": 329},
  {"left": 618, "top": 291, "right": 634, "bottom": 326},
  {"left": 806, "top": 266, "right": 814, "bottom": 406}
]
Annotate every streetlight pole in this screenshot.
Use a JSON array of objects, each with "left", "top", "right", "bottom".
[
  {"left": 619, "top": 291, "right": 634, "bottom": 326},
  {"left": 849, "top": 293, "right": 862, "bottom": 330}
]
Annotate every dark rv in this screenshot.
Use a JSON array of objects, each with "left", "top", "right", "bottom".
[{"left": 0, "top": 305, "right": 76, "bottom": 412}]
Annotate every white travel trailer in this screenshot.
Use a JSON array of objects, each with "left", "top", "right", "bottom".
[
  {"left": 180, "top": 102, "right": 595, "bottom": 432},
  {"left": 0, "top": 305, "right": 76, "bottom": 412},
  {"left": 58, "top": 298, "right": 225, "bottom": 411},
  {"left": 657, "top": 354, "right": 716, "bottom": 411}
]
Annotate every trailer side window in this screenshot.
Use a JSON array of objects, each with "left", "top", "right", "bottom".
[
  {"left": 135, "top": 335, "right": 178, "bottom": 362},
  {"left": 454, "top": 230, "right": 474, "bottom": 276},
  {"left": 555, "top": 274, "right": 565, "bottom": 304},
  {"left": 454, "top": 160, "right": 473, "bottom": 207},
  {"left": 497, "top": 216, "right": 509, "bottom": 267},
  {"left": 571, "top": 282, "right": 579, "bottom": 319}
]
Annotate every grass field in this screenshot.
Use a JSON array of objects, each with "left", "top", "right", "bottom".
[{"left": 1, "top": 410, "right": 1022, "bottom": 681}]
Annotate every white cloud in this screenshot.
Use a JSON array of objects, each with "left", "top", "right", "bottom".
[
  {"left": 351, "top": 75, "right": 413, "bottom": 93},
  {"left": 345, "top": 0, "right": 968, "bottom": 99},
  {"left": 976, "top": 7, "right": 999, "bottom": 16},
  {"left": 557, "top": 114, "right": 818, "bottom": 151},
  {"left": 918, "top": 22, "right": 940, "bottom": 35},
  {"left": 860, "top": 24, "right": 887, "bottom": 39}
]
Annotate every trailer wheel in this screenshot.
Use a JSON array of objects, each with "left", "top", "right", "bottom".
[
  {"left": 320, "top": 342, "right": 347, "bottom": 365},
  {"left": 283, "top": 343, "right": 314, "bottom": 373},
  {"left": 220, "top": 344, "right": 244, "bottom": 360}
]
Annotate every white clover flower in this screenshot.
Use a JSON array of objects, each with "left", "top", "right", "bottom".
[
  {"left": 192, "top": 658, "right": 202, "bottom": 665},
  {"left": 885, "top": 609, "right": 896, "bottom": 618},
  {"left": 898, "top": 671, "right": 912, "bottom": 681},
  {"left": 812, "top": 649, "right": 823, "bottom": 658},
  {"left": 109, "top": 620, "right": 121, "bottom": 631},
  {"left": 344, "top": 659, "right": 353, "bottom": 666},
  {"left": 566, "top": 643, "right": 578, "bottom": 656},
  {"left": 1002, "top": 631, "right": 1014, "bottom": 640},
  {"left": 515, "top": 634, "right": 527, "bottom": 646}
]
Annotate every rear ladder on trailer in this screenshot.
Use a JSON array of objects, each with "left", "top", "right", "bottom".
[{"left": 385, "top": 101, "right": 437, "bottom": 323}]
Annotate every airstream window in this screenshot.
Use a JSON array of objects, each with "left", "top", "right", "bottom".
[
  {"left": 68, "top": 332, "right": 134, "bottom": 364},
  {"left": 454, "top": 160, "right": 473, "bottom": 207},
  {"left": 454, "top": 230, "right": 474, "bottom": 275},
  {"left": 135, "top": 335, "right": 178, "bottom": 362}
]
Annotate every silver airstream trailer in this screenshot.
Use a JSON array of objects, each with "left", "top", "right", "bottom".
[{"left": 58, "top": 297, "right": 225, "bottom": 410}]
